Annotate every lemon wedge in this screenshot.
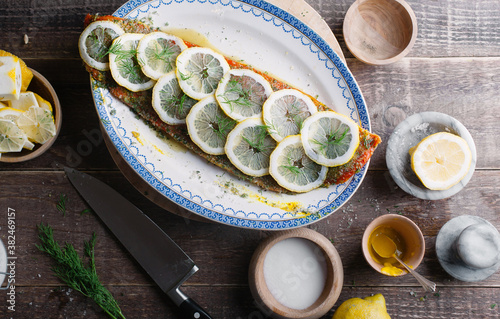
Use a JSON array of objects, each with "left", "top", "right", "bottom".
[
  {"left": 300, "top": 111, "right": 360, "bottom": 167},
  {"left": 0, "top": 50, "right": 33, "bottom": 91},
  {"left": 262, "top": 89, "right": 318, "bottom": 142},
  {"left": 269, "top": 134, "right": 327, "bottom": 193},
  {"left": 137, "top": 32, "right": 187, "bottom": 80},
  {"left": 16, "top": 106, "right": 56, "bottom": 144},
  {"left": 215, "top": 69, "right": 273, "bottom": 121},
  {"left": 8, "top": 91, "right": 39, "bottom": 111},
  {"left": 410, "top": 132, "right": 472, "bottom": 190},
  {"left": 0, "top": 119, "right": 27, "bottom": 153},
  {"left": 109, "top": 33, "right": 155, "bottom": 92},
  {"left": 186, "top": 96, "right": 236, "bottom": 155},
  {"left": 176, "top": 47, "right": 230, "bottom": 100},
  {"left": 78, "top": 21, "right": 125, "bottom": 71},
  {"left": 225, "top": 118, "right": 276, "bottom": 177},
  {"left": 33, "top": 92, "right": 53, "bottom": 112},
  {"left": 0, "top": 107, "right": 24, "bottom": 121}
]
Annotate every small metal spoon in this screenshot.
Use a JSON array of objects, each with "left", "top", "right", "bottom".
[{"left": 372, "top": 234, "right": 436, "bottom": 292}]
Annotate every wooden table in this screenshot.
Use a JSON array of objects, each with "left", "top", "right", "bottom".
[{"left": 1, "top": 0, "right": 500, "bottom": 318}]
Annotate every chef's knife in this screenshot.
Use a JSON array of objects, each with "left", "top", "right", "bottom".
[{"left": 64, "top": 167, "right": 212, "bottom": 319}]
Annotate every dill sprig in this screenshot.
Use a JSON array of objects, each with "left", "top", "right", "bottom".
[
  {"left": 36, "top": 224, "right": 126, "bottom": 319},
  {"left": 56, "top": 193, "right": 69, "bottom": 216},
  {"left": 242, "top": 125, "right": 274, "bottom": 153},
  {"left": 218, "top": 78, "right": 255, "bottom": 112},
  {"left": 313, "top": 127, "right": 349, "bottom": 153},
  {"left": 149, "top": 42, "right": 176, "bottom": 66},
  {"left": 212, "top": 114, "right": 236, "bottom": 140},
  {"left": 282, "top": 155, "right": 303, "bottom": 176}
]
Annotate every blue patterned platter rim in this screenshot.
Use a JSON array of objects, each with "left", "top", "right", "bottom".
[{"left": 91, "top": 0, "right": 371, "bottom": 230}]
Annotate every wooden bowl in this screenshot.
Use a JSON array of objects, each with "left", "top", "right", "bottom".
[
  {"left": 343, "top": 0, "right": 418, "bottom": 65},
  {"left": 362, "top": 214, "right": 425, "bottom": 276},
  {"left": 249, "top": 228, "right": 343, "bottom": 319},
  {"left": 0, "top": 68, "right": 62, "bottom": 163}
]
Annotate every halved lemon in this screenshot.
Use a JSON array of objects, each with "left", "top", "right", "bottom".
[
  {"left": 78, "top": 21, "right": 125, "bottom": 71},
  {"left": 109, "top": 33, "right": 155, "bottom": 92},
  {"left": 262, "top": 89, "right": 318, "bottom": 142},
  {"left": 300, "top": 111, "right": 360, "bottom": 167},
  {"left": 215, "top": 69, "right": 273, "bottom": 121},
  {"left": 0, "top": 119, "right": 27, "bottom": 153},
  {"left": 410, "top": 132, "right": 472, "bottom": 190},
  {"left": 186, "top": 96, "right": 236, "bottom": 155},
  {"left": 0, "top": 107, "right": 24, "bottom": 121},
  {"left": 16, "top": 106, "right": 56, "bottom": 144},
  {"left": 176, "top": 47, "right": 230, "bottom": 100},
  {"left": 225, "top": 117, "right": 277, "bottom": 177},
  {"left": 269, "top": 135, "right": 327, "bottom": 193},
  {"left": 137, "top": 32, "right": 187, "bottom": 80},
  {"left": 152, "top": 72, "right": 197, "bottom": 125}
]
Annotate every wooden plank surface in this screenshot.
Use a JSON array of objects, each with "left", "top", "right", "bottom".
[{"left": 1, "top": 0, "right": 500, "bottom": 318}]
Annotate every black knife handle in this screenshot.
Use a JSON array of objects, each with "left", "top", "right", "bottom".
[{"left": 179, "top": 298, "right": 213, "bottom": 319}]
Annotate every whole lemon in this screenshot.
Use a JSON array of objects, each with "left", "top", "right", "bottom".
[{"left": 332, "top": 293, "right": 391, "bottom": 319}]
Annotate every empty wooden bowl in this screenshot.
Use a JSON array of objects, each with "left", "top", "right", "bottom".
[
  {"left": 0, "top": 68, "right": 62, "bottom": 163},
  {"left": 343, "top": 0, "right": 418, "bottom": 65},
  {"left": 249, "top": 228, "right": 343, "bottom": 319}
]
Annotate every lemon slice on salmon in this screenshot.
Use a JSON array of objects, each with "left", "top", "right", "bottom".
[
  {"left": 300, "top": 111, "right": 360, "bottom": 167},
  {"left": 137, "top": 32, "right": 187, "bottom": 80},
  {"left": 215, "top": 69, "right": 273, "bottom": 121},
  {"left": 78, "top": 21, "right": 125, "bottom": 71},
  {"left": 225, "top": 118, "right": 277, "bottom": 177},
  {"left": 262, "top": 89, "right": 318, "bottom": 142},
  {"left": 410, "top": 132, "right": 472, "bottom": 190},
  {"left": 176, "top": 47, "right": 230, "bottom": 100},
  {"left": 186, "top": 96, "right": 236, "bottom": 155},
  {"left": 152, "top": 71, "right": 197, "bottom": 125},
  {"left": 269, "top": 134, "right": 327, "bottom": 193},
  {"left": 109, "top": 33, "right": 155, "bottom": 92}
]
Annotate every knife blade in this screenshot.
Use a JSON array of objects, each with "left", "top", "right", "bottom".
[{"left": 64, "top": 167, "right": 212, "bottom": 319}]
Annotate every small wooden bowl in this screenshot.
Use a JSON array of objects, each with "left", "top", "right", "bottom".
[
  {"left": 343, "top": 0, "right": 418, "bottom": 65},
  {"left": 249, "top": 228, "right": 343, "bottom": 319},
  {"left": 362, "top": 214, "right": 425, "bottom": 276},
  {"left": 0, "top": 68, "right": 62, "bottom": 163}
]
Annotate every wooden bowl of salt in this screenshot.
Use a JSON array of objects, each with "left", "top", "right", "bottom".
[
  {"left": 249, "top": 228, "right": 343, "bottom": 319},
  {"left": 343, "top": 0, "right": 417, "bottom": 65}
]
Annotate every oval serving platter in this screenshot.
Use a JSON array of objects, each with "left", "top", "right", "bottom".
[{"left": 91, "top": 0, "right": 371, "bottom": 230}]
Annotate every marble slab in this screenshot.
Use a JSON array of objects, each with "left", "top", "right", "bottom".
[{"left": 386, "top": 112, "right": 477, "bottom": 200}]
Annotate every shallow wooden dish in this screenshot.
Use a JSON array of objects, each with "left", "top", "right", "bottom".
[
  {"left": 0, "top": 68, "right": 62, "bottom": 163},
  {"left": 249, "top": 228, "right": 343, "bottom": 319},
  {"left": 362, "top": 214, "right": 425, "bottom": 276},
  {"left": 343, "top": 0, "right": 417, "bottom": 65}
]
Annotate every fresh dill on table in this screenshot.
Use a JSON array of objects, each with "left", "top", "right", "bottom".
[{"left": 36, "top": 223, "right": 126, "bottom": 319}]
